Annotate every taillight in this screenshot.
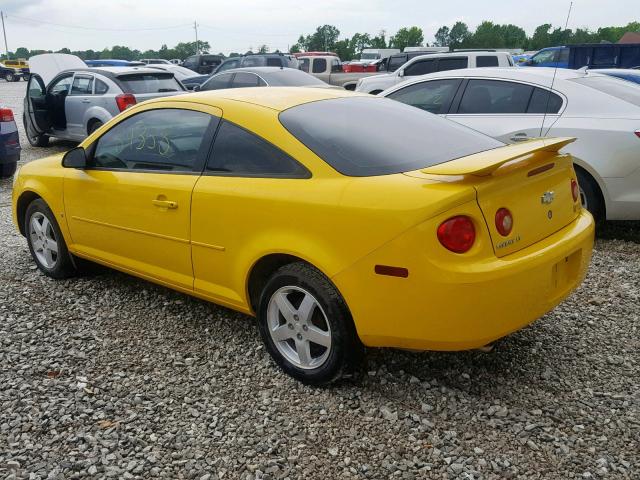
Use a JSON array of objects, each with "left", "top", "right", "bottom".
[
  {"left": 495, "top": 208, "right": 513, "bottom": 236},
  {"left": 0, "top": 107, "right": 14, "bottom": 122},
  {"left": 437, "top": 216, "right": 476, "bottom": 253},
  {"left": 115, "top": 93, "right": 136, "bottom": 112},
  {"left": 635, "top": 130, "right": 640, "bottom": 139},
  {"left": 571, "top": 179, "right": 580, "bottom": 203}
]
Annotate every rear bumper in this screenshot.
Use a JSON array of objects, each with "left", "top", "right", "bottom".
[{"left": 333, "top": 209, "right": 595, "bottom": 351}]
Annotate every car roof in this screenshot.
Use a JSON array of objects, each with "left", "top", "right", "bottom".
[
  {"left": 215, "top": 66, "right": 293, "bottom": 75},
  {"left": 74, "top": 66, "right": 176, "bottom": 76},
  {"left": 150, "top": 86, "right": 367, "bottom": 111},
  {"left": 411, "top": 66, "right": 595, "bottom": 84}
]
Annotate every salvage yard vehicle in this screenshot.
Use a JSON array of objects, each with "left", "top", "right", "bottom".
[
  {"left": 12, "top": 87, "right": 594, "bottom": 384},
  {"left": 23, "top": 54, "right": 186, "bottom": 146},
  {"left": 84, "top": 59, "right": 145, "bottom": 67},
  {"left": 0, "top": 106, "right": 20, "bottom": 178},
  {"left": 181, "top": 54, "right": 225, "bottom": 74},
  {"left": 196, "top": 67, "right": 331, "bottom": 91},
  {"left": 522, "top": 43, "right": 640, "bottom": 69},
  {"left": 298, "top": 55, "right": 382, "bottom": 90},
  {"left": 381, "top": 67, "right": 640, "bottom": 222},
  {"left": 0, "top": 62, "right": 24, "bottom": 82},
  {"left": 356, "top": 51, "right": 514, "bottom": 94},
  {"left": 212, "top": 54, "right": 299, "bottom": 74}
]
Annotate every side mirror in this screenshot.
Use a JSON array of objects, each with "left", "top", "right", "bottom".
[
  {"left": 398, "top": 69, "right": 404, "bottom": 78},
  {"left": 62, "top": 147, "right": 88, "bottom": 169},
  {"left": 525, "top": 59, "right": 533, "bottom": 66},
  {"left": 192, "top": 84, "right": 201, "bottom": 91}
]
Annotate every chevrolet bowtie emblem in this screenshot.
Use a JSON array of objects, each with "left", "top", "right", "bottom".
[{"left": 541, "top": 191, "right": 555, "bottom": 205}]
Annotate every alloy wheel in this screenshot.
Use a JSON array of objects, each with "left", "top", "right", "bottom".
[
  {"left": 29, "top": 212, "right": 59, "bottom": 269},
  {"left": 267, "top": 286, "right": 332, "bottom": 370}
]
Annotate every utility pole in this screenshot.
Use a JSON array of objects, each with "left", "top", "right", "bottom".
[
  {"left": 1, "top": 11, "right": 9, "bottom": 60},
  {"left": 194, "top": 21, "right": 199, "bottom": 54}
]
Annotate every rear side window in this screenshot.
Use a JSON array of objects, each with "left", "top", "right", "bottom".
[
  {"left": 201, "top": 73, "right": 233, "bottom": 90},
  {"left": 386, "top": 79, "right": 462, "bottom": 114},
  {"left": 620, "top": 46, "right": 640, "bottom": 68},
  {"left": 476, "top": 55, "right": 499, "bottom": 67},
  {"left": 95, "top": 79, "right": 109, "bottom": 94},
  {"left": 118, "top": 73, "right": 182, "bottom": 93},
  {"left": 437, "top": 57, "right": 468, "bottom": 71},
  {"left": 312, "top": 58, "right": 327, "bottom": 73},
  {"left": 527, "top": 88, "right": 563, "bottom": 113},
  {"left": 404, "top": 59, "right": 436, "bottom": 76},
  {"left": 279, "top": 96, "right": 503, "bottom": 177},
  {"left": 206, "top": 121, "right": 309, "bottom": 178},
  {"left": 71, "top": 76, "right": 93, "bottom": 95},
  {"left": 570, "top": 75, "right": 640, "bottom": 107},
  {"left": 458, "top": 79, "right": 533, "bottom": 114},
  {"left": 92, "top": 109, "right": 215, "bottom": 172},
  {"left": 232, "top": 72, "right": 265, "bottom": 88}
]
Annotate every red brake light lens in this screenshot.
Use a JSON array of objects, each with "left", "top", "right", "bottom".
[
  {"left": 495, "top": 208, "right": 513, "bottom": 237},
  {"left": 115, "top": 93, "right": 136, "bottom": 112},
  {"left": 635, "top": 130, "right": 640, "bottom": 139},
  {"left": 437, "top": 216, "right": 476, "bottom": 253},
  {"left": 0, "top": 107, "right": 14, "bottom": 122},
  {"left": 571, "top": 179, "right": 580, "bottom": 203}
]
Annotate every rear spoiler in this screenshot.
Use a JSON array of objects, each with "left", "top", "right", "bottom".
[{"left": 422, "top": 137, "right": 576, "bottom": 177}]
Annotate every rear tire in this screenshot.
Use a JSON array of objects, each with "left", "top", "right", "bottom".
[
  {"left": 25, "top": 199, "right": 77, "bottom": 279},
  {"left": 23, "top": 114, "right": 50, "bottom": 147},
  {"left": 257, "top": 262, "right": 363, "bottom": 385},
  {"left": 0, "top": 162, "right": 17, "bottom": 178},
  {"left": 5, "top": 73, "right": 15, "bottom": 82},
  {"left": 576, "top": 168, "right": 605, "bottom": 224},
  {"left": 88, "top": 120, "right": 103, "bottom": 135}
]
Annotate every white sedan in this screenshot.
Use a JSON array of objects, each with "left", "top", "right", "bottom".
[{"left": 381, "top": 67, "right": 640, "bottom": 222}]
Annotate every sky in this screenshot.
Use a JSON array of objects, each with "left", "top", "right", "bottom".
[{"left": 2, "top": 0, "right": 638, "bottom": 55}]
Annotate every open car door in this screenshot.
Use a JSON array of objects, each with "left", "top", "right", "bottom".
[{"left": 24, "top": 74, "right": 51, "bottom": 137}]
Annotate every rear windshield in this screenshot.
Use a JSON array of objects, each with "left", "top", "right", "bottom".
[
  {"left": 279, "top": 96, "right": 503, "bottom": 177},
  {"left": 118, "top": 73, "right": 183, "bottom": 93},
  {"left": 570, "top": 75, "right": 640, "bottom": 107},
  {"left": 266, "top": 69, "right": 327, "bottom": 86}
]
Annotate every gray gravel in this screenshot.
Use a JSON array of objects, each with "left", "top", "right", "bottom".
[{"left": 1, "top": 80, "right": 639, "bottom": 479}]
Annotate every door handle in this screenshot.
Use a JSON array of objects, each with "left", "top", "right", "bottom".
[
  {"left": 152, "top": 199, "right": 178, "bottom": 209},
  {"left": 81, "top": 99, "right": 91, "bottom": 103},
  {"left": 510, "top": 133, "right": 529, "bottom": 142}
]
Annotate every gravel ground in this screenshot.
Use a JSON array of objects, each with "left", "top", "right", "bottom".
[{"left": 1, "top": 80, "right": 639, "bottom": 479}]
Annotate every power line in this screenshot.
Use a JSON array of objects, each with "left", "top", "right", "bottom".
[{"left": 6, "top": 13, "right": 191, "bottom": 32}]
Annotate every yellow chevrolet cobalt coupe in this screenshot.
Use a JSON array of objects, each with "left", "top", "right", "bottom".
[{"left": 15, "top": 88, "right": 594, "bottom": 384}]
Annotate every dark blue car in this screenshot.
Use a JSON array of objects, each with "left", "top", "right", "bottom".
[{"left": 0, "top": 107, "right": 20, "bottom": 178}]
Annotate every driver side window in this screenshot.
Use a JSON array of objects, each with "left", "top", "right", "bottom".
[
  {"left": 386, "top": 79, "right": 462, "bottom": 114},
  {"left": 92, "top": 109, "right": 217, "bottom": 172}
]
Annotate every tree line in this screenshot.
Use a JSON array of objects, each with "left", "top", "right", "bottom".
[{"left": 2, "top": 20, "right": 638, "bottom": 62}]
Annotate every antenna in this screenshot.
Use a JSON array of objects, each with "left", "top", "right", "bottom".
[{"left": 541, "top": 1, "right": 573, "bottom": 137}]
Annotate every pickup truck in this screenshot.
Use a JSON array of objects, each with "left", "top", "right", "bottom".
[{"left": 298, "top": 55, "right": 383, "bottom": 90}]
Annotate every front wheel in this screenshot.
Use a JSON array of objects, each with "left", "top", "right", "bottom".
[
  {"left": 257, "top": 262, "right": 363, "bottom": 385},
  {"left": 5, "top": 73, "right": 15, "bottom": 82},
  {"left": 25, "top": 199, "right": 76, "bottom": 279}
]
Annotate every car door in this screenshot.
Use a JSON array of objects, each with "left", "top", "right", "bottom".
[
  {"left": 190, "top": 119, "right": 310, "bottom": 307},
  {"left": 446, "top": 78, "right": 563, "bottom": 143},
  {"left": 46, "top": 73, "right": 74, "bottom": 132},
  {"left": 65, "top": 73, "right": 94, "bottom": 138},
  {"left": 24, "top": 74, "right": 51, "bottom": 137},
  {"left": 63, "top": 104, "right": 221, "bottom": 290}
]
